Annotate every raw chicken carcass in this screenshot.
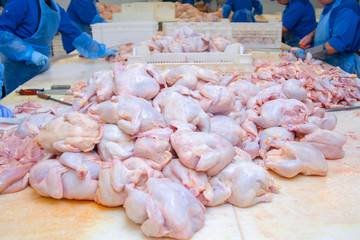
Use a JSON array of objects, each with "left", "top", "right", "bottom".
[
  {"left": 259, "top": 127, "right": 295, "bottom": 158},
  {"left": 98, "top": 124, "right": 134, "bottom": 161},
  {"left": 35, "top": 112, "right": 103, "bottom": 154},
  {"left": 95, "top": 158, "right": 162, "bottom": 207},
  {"left": 301, "top": 130, "right": 347, "bottom": 159},
  {"left": 170, "top": 129, "right": 235, "bottom": 176},
  {"left": 227, "top": 80, "right": 260, "bottom": 104},
  {"left": 265, "top": 141, "right": 328, "bottom": 178},
  {"left": 140, "top": 178, "right": 205, "bottom": 240},
  {"left": 205, "top": 159, "right": 279, "bottom": 208},
  {"left": 198, "top": 84, "right": 236, "bottom": 115},
  {"left": 210, "top": 115, "right": 247, "bottom": 146},
  {"left": 14, "top": 113, "right": 54, "bottom": 139},
  {"left": 134, "top": 128, "right": 173, "bottom": 170},
  {"left": 153, "top": 85, "right": 210, "bottom": 132},
  {"left": 89, "top": 95, "right": 166, "bottom": 135},
  {"left": 251, "top": 99, "right": 308, "bottom": 128},
  {"left": 76, "top": 70, "right": 114, "bottom": 107},
  {"left": 114, "top": 63, "right": 164, "bottom": 100},
  {"left": 162, "top": 158, "right": 214, "bottom": 202},
  {"left": 164, "top": 66, "right": 198, "bottom": 90}
]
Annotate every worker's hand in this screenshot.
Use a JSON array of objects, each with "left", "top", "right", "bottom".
[
  {"left": 0, "top": 105, "right": 14, "bottom": 118},
  {"left": 30, "top": 51, "right": 49, "bottom": 67},
  {"left": 104, "top": 48, "right": 118, "bottom": 59},
  {"left": 292, "top": 49, "right": 306, "bottom": 61},
  {"left": 299, "top": 35, "right": 312, "bottom": 48}
]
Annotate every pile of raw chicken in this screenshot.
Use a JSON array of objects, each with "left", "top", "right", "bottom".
[
  {"left": 1, "top": 49, "right": 357, "bottom": 239},
  {"left": 112, "top": 27, "right": 236, "bottom": 63},
  {"left": 175, "top": 2, "right": 223, "bottom": 22},
  {"left": 96, "top": 2, "right": 122, "bottom": 21}
]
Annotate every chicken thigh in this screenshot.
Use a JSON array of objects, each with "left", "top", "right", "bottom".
[{"left": 198, "top": 84, "right": 236, "bottom": 115}]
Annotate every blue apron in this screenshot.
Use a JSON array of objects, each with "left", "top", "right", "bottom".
[
  {"left": 232, "top": 9, "right": 255, "bottom": 22},
  {"left": 315, "top": 0, "right": 360, "bottom": 77},
  {"left": 2, "top": 0, "right": 60, "bottom": 94}
]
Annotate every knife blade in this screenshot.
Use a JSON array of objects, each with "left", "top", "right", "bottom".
[{"left": 36, "top": 92, "right": 72, "bottom": 106}]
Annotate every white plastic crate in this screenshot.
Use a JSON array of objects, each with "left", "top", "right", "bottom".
[
  {"left": 231, "top": 20, "right": 282, "bottom": 49},
  {"left": 91, "top": 21, "right": 158, "bottom": 48},
  {"left": 127, "top": 43, "right": 253, "bottom": 79},
  {"left": 163, "top": 19, "right": 232, "bottom": 38},
  {"left": 112, "top": 12, "right": 155, "bottom": 22},
  {"left": 121, "top": 2, "right": 175, "bottom": 21}
]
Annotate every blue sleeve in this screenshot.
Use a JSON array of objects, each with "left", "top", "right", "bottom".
[
  {"left": 328, "top": 8, "right": 358, "bottom": 53},
  {"left": 252, "top": 0, "right": 263, "bottom": 15},
  {"left": 282, "top": 2, "right": 302, "bottom": 31},
  {"left": 0, "top": 0, "right": 26, "bottom": 34},
  {"left": 71, "top": 0, "right": 99, "bottom": 24},
  {"left": 0, "top": 1, "right": 34, "bottom": 61},
  {"left": 58, "top": 6, "right": 82, "bottom": 53},
  {"left": 204, "top": 0, "right": 210, "bottom": 4}
]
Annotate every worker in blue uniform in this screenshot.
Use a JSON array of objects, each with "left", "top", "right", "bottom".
[
  {"left": 0, "top": 0, "right": 117, "bottom": 95},
  {"left": 182, "top": 0, "right": 210, "bottom": 12},
  {"left": 277, "top": 0, "right": 316, "bottom": 47},
  {"left": 222, "top": 0, "right": 263, "bottom": 22},
  {"left": 67, "top": 0, "right": 107, "bottom": 35},
  {"left": 298, "top": 0, "right": 360, "bottom": 77}
]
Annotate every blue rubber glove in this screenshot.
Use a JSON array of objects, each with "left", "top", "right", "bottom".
[
  {"left": 293, "top": 49, "right": 306, "bottom": 60},
  {"left": 29, "top": 51, "right": 49, "bottom": 67},
  {"left": 72, "top": 32, "right": 106, "bottom": 59},
  {"left": 0, "top": 105, "right": 14, "bottom": 118},
  {"left": 104, "top": 48, "right": 118, "bottom": 59}
]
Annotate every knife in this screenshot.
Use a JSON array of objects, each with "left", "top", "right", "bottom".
[
  {"left": 17, "top": 89, "right": 73, "bottom": 95},
  {"left": 326, "top": 106, "right": 360, "bottom": 112},
  {"left": 36, "top": 92, "right": 72, "bottom": 106}
]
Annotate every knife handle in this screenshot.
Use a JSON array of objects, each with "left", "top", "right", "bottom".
[{"left": 18, "top": 89, "right": 38, "bottom": 95}]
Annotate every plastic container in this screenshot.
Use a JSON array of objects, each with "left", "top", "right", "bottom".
[
  {"left": 91, "top": 21, "right": 158, "bottom": 47},
  {"left": 127, "top": 43, "right": 253, "bottom": 79},
  {"left": 163, "top": 19, "right": 232, "bottom": 37},
  {"left": 120, "top": 2, "right": 175, "bottom": 21},
  {"left": 230, "top": 20, "right": 282, "bottom": 49},
  {"left": 112, "top": 12, "right": 155, "bottom": 22}
]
